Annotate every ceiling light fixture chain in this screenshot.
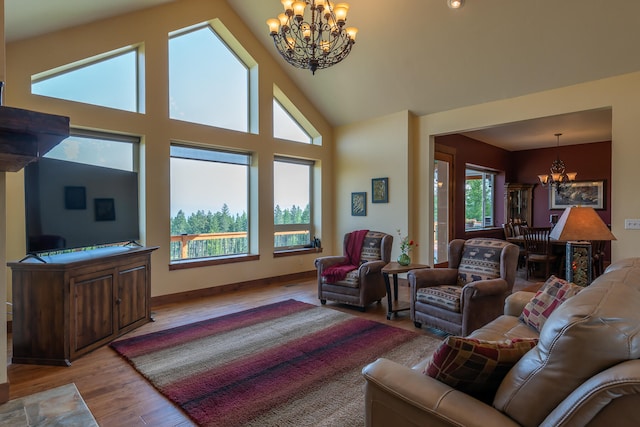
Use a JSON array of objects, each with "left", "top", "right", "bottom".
[
  {"left": 267, "top": 0, "right": 358, "bottom": 74},
  {"left": 537, "top": 133, "right": 577, "bottom": 193}
]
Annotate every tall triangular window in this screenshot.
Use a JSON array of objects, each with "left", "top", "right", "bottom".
[
  {"left": 169, "top": 24, "right": 251, "bottom": 132},
  {"left": 32, "top": 47, "right": 141, "bottom": 112},
  {"left": 273, "top": 86, "right": 318, "bottom": 145}
]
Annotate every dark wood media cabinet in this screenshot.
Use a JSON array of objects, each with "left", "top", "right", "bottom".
[{"left": 8, "top": 246, "right": 158, "bottom": 366}]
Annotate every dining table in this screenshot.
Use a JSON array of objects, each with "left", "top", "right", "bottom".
[{"left": 507, "top": 235, "right": 568, "bottom": 279}]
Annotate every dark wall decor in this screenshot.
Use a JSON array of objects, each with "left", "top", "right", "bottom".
[
  {"left": 95, "top": 198, "right": 115, "bottom": 221},
  {"left": 371, "top": 177, "right": 389, "bottom": 203},
  {"left": 64, "top": 186, "right": 86, "bottom": 210},
  {"left": 550, "top": 180, "right": 605, "bottom": 210},
  {"left": 351, "top": 192, "right": 367, "bottom": 216}
]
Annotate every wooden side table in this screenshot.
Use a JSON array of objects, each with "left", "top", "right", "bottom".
[{"left": 382, "top": 262, "right": 430, "bottom": 320}]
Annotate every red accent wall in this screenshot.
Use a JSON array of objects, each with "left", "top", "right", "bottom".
[
  {"left": 510, "top": 141, "right": 611, "bottom": 228},
  {"left": 436, "top": 134, "right": 511, "bottom": 240},
  {"left": 436, "top": 136, "right": 612, "bottom": 245}
]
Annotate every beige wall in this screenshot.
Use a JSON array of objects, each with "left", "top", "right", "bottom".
[
  {"left": 414, "top": 72, "right": 640, "bottom": 265},
  {"left": 333, "top": 74, "right": 640, "bottom": 267},
  {"left": 4, "top": 0, "right": 335, "bottom": 299},
  {"left": 334, "top": 111, "right": 418, "bottom": 260}
]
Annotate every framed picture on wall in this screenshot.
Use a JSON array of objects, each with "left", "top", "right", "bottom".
[
  {"left": 351, "top": 192, "right": 367, "bottom": 216},
  {"left": 550, "top": 180, "right": 605, "bottom": 210},
  {"left": 371, "top": 177, "right": 388, "bottom": 203},
  {"left": 64, "top": 186, "right": 86, "bottom": 210},
  {"left": 95, "top": 198, "right": 116, "bottom": 221}
]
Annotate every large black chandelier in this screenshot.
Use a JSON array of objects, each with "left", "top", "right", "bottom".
[
  {"left": 537, "top": 133, "right": 577, "bottom": 193},
  {"left": 267, "top": 1, "right": 358, "bottom": 75}
]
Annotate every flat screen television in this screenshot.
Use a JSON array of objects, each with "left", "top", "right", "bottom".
[{"left": 24, "top": 157, "right": 140, "bottom": 254}]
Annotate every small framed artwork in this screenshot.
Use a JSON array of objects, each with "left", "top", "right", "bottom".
[
  {"left": 94, "top": 198, "right": 116, "bottom": 221},
  {"left": 351, "top": 192, "right": 367, "bottom": 216},
  {"left": 64, "top": 186, "right": 86, "bottom": 210},
  {"left": 550, "top": 180, "right": 605, "bottom": 210},
  {"left": 371, "top": 177, "right": 389, "bottom": 203}
]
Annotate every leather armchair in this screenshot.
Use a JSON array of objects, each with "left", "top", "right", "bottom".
[
  {"left": 315, "top": 230, "right": 392, "bottom": 311},
  {"left": 409, "top": 238, "right": 519, "bottom": 336}
]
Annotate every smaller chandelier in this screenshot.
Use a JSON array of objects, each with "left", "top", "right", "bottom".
[
  {"left": 538, "top": 133, "right": 577, "bottom": 193},
  {"left": 266, "top": 1, "right": 358, "bottom": 75}
]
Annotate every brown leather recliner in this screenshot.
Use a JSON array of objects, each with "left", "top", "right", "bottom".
[
  {"left": 315, "top": 230, "right": 392, "bottom": 311},
  {"left": 362, "top": 257, "right": 640, "bottom": 427},
  {"left": 409, "top": 238, "right": 519, "bottom": 336}
]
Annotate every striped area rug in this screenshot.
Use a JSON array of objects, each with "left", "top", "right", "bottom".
[{"left": 110, "top": 299, "right": 442, "bottom": 427}]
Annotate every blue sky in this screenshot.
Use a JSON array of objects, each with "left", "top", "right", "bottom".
[{"left": 35, "top": 24, "right": 312, "bottom": 219}]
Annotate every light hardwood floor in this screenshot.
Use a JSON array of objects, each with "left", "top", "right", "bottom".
[{"left": 7, "top": 272, "right": 536, "bottom": 426}]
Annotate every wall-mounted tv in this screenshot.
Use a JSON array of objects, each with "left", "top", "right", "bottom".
[{"left": 24, "top": 157, "right": 139, "bottom": 254}]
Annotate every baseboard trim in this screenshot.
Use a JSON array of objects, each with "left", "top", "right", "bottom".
[
  {"left": 151, "top": 270, "right": 316, "bottom": 307},
  {"left": 0, "top": 381, "right": 9, "bottom": 404}
]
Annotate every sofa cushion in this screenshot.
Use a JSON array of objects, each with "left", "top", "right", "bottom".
[
  {"left": 519, "top": 275, "right": 582, "bottom": 333},
  {"left": 493, "top": 265, "right": 640, "bottom": 427},
  {"left": 424, "top": 336, "right": 538, "bottom": 402},
  {"left": 360, "top": 231, "right": 385, "bottom": 262},
  {"left": 457, "top": 238, "right": 511, "bottom": 286},
  {"left": 416, "top": 285, "right": 462, "bottom": 312}
]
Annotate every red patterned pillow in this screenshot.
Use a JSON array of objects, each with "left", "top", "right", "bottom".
[
  {"left": 520, "top": 275, "right": 582, "bottom": 333},
  {"left": 423, "top": 336, "right": 538, "bottom": 401}
]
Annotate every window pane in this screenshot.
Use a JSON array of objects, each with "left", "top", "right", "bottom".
[
  {"left": 32, "top": 50, "right": 138, "bottom": 112},
  {"left": 170, "top": 145, "right": 249, "bottom": 260},
  {"left": 169, "top": 26, "right": 248, "bottom": 132},
  {"left": 274, "top": 159, "right": 311, "bottom": 248},
  {"left": 46, "top": 135, "right": 135, "bottom": 171},
  {"left": 273, "top": 99, "right": 311, "bottom": 144},
  {"left": 465, "top": 168, "right": 495, "bottom": 230}
]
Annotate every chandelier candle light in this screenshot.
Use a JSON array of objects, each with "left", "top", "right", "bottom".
[
  {"left": 537, "top": 133, "right": 577, "bottom": 193},
  {"left": 267, "top": 0, "right": 358, "bottom": 74}
]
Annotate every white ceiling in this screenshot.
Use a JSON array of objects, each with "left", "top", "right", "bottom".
[{"left": 6, "top": 0, "right": 634, "bottom": 150}]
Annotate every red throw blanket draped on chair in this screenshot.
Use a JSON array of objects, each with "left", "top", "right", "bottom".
[{"left": 321, "top": 229, "right": 369, "bottom": 283}]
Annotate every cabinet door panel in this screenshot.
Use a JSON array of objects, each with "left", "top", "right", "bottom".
[
  {"left": 118, "top": 264, "right": 148, "bottom": 329},
  {"left": 73, "top": 273, "right": 114, "bottom": 352}
]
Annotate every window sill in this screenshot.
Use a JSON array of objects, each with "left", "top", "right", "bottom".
[
  {"left": 169, "top": 254, "right": 260, "bottom": 271},
  {"left": 273, "top": 247, "right": 323, "bottom": 258},
  {"left": 465, "top": 226, "right": 502, "bottom": 233}
]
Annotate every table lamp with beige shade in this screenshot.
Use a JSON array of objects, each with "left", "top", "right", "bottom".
[{"left": 550, "top": 206, "right": 616, "bottom": 286}]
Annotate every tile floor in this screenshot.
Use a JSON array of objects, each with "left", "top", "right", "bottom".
[{"left": 0, "top": 383, "right": 97, "bottom": 426}]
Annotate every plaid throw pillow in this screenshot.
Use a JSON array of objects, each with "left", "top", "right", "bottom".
[
  {"left": 424, "top": 336, "right": 538, "bottom": 402},
  {"left": 457, "top": 238, "right": 510, "bottom": 285},
  {"left": 520, "top": 275, "right": 583, "bottom": 333}
]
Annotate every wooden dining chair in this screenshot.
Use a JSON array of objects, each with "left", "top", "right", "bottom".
[
  {"left": 590, "top": 240, "right": 607, "bottom": 279},
  {"left": 523, "top": 227, "right": 557, "bottom": 280}
]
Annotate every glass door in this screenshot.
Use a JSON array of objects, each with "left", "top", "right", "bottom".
[{"left": 434, "top": 151, "right": 453, "bottom": 266}]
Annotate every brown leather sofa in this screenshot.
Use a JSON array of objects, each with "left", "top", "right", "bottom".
[{"left": 362, "top": 257, "right": 640, "bottom": 427}]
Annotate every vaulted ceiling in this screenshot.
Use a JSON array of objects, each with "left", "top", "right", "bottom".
[{"left": 7, "top": 0, "right": 637, "bottom": 150}]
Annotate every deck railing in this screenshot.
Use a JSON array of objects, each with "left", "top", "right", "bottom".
[{"left": 170, "top": 230, "right": 310, "bottom": 260}]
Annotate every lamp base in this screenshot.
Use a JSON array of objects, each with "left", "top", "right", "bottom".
[{"left": 565, "top": 241, "right": 592, "bottom": 287}]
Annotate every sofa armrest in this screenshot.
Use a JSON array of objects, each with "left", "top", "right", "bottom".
[
  {"left": 359, "top": 259, "right": 387, "bottom": 275},
  {"left": 314, "top": 255, "right": 347, "bottom": 271},
  {"left": 542, "top": 359, "right": 640, "bottom": 427},
  {"left": 408, "top": 268, "right": 459, "bottom": 289},
  {"left": 463, "top": 278, "right": 508, "bottom": 298},
  {"left": 503, "top": 291, "right": 536, "bottom": 317},
  {"left": 362, "top": 358, "right": 520, "bottom": 427}
]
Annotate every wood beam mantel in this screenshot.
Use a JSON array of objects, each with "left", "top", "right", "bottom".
[{"left": 0, "top": 106, "right": 69, "bottom": 172}]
